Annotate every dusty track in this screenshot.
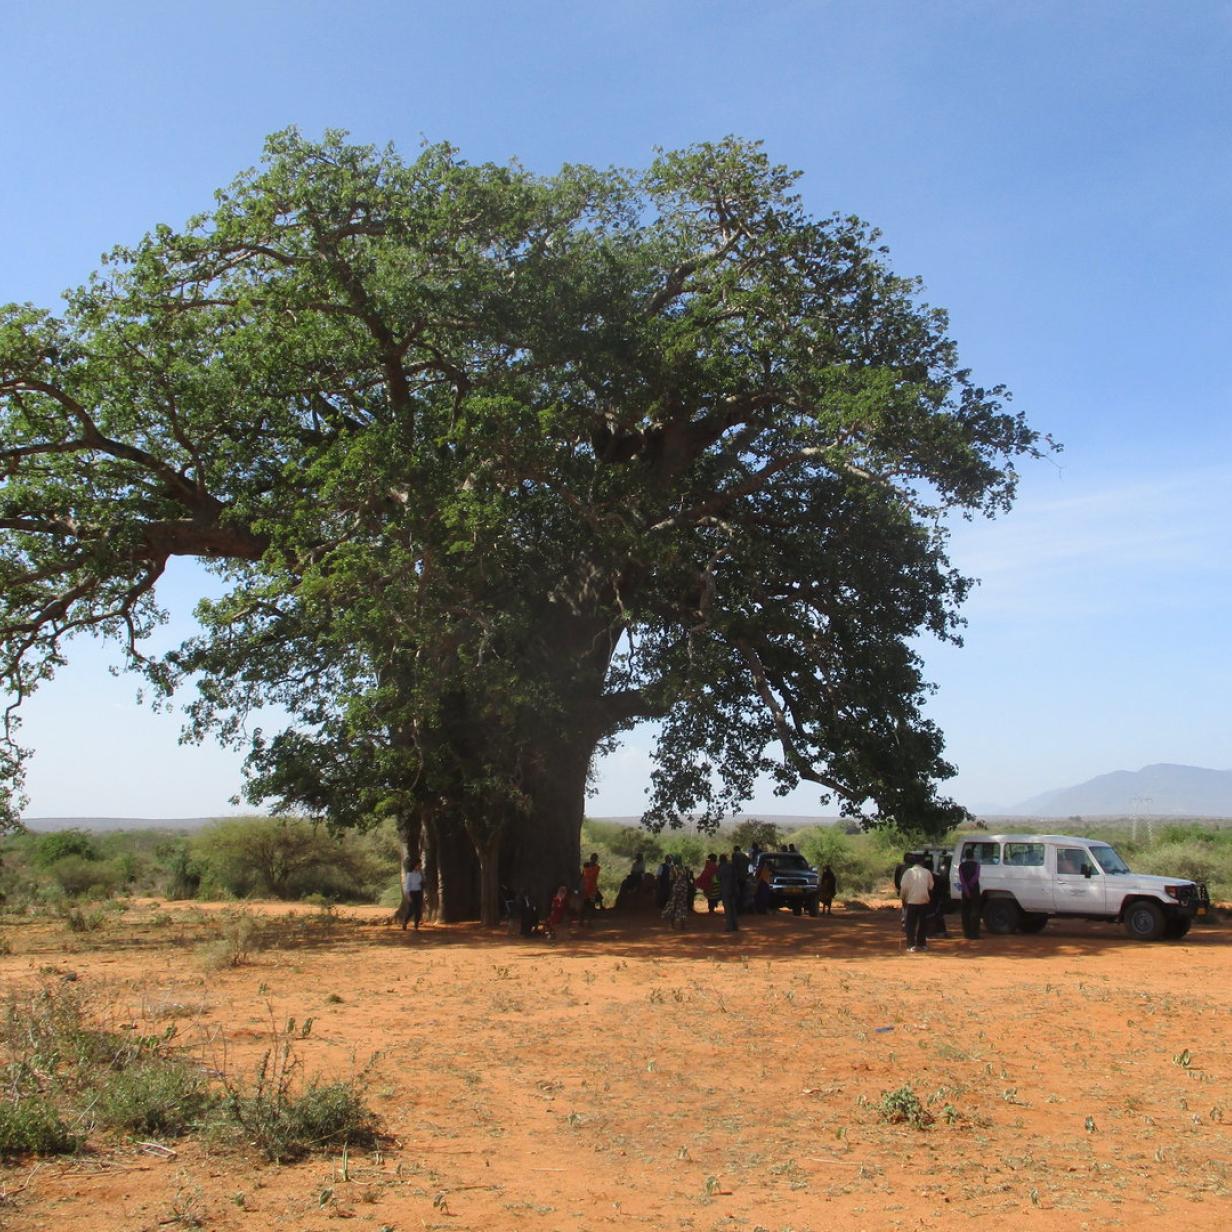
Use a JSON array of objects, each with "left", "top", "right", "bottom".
[{"left": 2, "top": 898, "right": 1230, "bottom": 1230}]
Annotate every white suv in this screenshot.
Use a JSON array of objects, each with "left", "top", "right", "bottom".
[{"left": 949, "top": 833, "right": 1210, "bottom": 941}]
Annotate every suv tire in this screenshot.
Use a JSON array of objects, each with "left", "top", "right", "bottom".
[
  {"left": 1019, "top": 912, "right": 1048, "bottom": 934},
  {"left": 983, "top": 898, "right": 1021, "bottom": 935},
  {"left": 1124, "top": 899, "right": 1166, "bottom": 942},
  {"left": 1164, "top": 915, "right": 1192, "bottom": 940}
]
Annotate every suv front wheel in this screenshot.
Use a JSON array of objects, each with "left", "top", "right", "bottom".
[{"left": 1124, "top": 899, "right": 1166, "bottom": 942}]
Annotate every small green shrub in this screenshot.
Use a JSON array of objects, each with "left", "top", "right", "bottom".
[
  {"left": 94, "top": 1061, "right": 214, "bottom": 1137},
  {"left": 219, "top": 1072, "right": 378, "bottom": 1162},
  {"left": 0, "top": 1096, "right": 81, "bottom": 1156},
  {"left": 0, "top": 983, "right": 221, "bottom": 1156},
  {"left": 877, "top": 1084, "right": 933, "bottom": 1129},
  {"left": 2, "top": 983, "right": 119, "bottom": 1076},
  {"left": 212, "top": 1011, "right": 380, "bottom": 1162}
]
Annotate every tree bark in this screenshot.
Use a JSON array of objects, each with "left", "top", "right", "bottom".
[
  {"left": 425, "top": 805, "right": 480, "bottom": 922},
  {"left": 503, "top": 737, "right": 591, "bottom": 915},
  {"left": 471, "top": 826, "right": 504, "bottom": 928}
]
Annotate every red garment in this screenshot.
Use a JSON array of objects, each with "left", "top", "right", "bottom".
[
  {"left": 547, "top": 891, "right": 568, "bottom": 926},
  {"left": 581, "top": 864, "right": 600, "bottom": 899},
  {"left": 696, "top": 860, "right": 718, "bottom": 892}
]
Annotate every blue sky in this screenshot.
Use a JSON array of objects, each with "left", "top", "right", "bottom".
[{"left": 3, "top": 1, "right": 1229, "bottom": 817}]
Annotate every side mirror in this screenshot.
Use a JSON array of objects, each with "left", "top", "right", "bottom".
[{"left": 1082, "top": 864, "right": 1093, "bottom": 878}]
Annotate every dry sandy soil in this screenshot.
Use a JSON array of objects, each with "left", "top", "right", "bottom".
[{"left": 1, "top": 896, "right": 1230, "bottom": 1232}]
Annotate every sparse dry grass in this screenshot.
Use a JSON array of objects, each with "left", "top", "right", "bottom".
[{"left": 0, "top": 899, "right": 1229, "bottom": 1230}]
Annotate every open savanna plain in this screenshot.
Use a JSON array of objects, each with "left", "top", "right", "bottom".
[{"left": 1, "top": 897, "right": 1229, "bottom": 1232}]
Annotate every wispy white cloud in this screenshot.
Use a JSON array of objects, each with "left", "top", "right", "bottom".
[{"left": 944, "top": 465, "right": 1231, "bottom": 617}]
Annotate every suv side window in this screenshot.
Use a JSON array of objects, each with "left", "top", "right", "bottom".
[
  {"left": 1055, "top": 846, "right": 1091, "bottom": 876},
  {"left": 1003, "top": 842, "right": 1045, "bottom": 867},
  {"left": 961, "top": 842, "right": 1001, "bottom": 865}
]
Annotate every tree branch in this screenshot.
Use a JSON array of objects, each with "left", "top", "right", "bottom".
[{"left": 732, "top": 636, "right": 850, "bottom": 799}]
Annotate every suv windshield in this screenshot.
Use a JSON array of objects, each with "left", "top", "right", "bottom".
[
  {"left": 1089, "top": 844, "right": 1131, "bottom": 875},
  {"left": 763, "top": 854, "right": 810, "bottom": 871}
]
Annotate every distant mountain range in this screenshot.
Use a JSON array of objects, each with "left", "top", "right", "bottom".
[
  {"left": 997, "top": 763, "right": 1232, "bottom": 819},
  {"left": 21, "top": 816, "right": 222, "bottom": 833}
]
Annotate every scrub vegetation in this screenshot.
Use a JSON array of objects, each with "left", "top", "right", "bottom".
[
  {"left": 0, "top": 981, "right": 378, "bottom": 1164},
  {"left": 3, "top": 816, "right": 1230, "bottom": 915},
  {"left": 0, "top": 818, "right": 403, "bottom": 909}
]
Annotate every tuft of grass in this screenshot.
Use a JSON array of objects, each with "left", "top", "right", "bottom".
[
  {"left": 62, "top": 905, "right": 106, "bottom": 933},
  {"left": 212, "top": 1014, "right": 380, "bottom": 1162},
  {"left": 197, "top": 912, "right": 262, "bottom": 970},
  {"left": 219, "top": 1078, "right": 379, "bottom": 1163}
]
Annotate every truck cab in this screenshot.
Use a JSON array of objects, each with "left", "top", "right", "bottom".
[{"left": 749, "top": 851, "right": 822, "bottom": 916}]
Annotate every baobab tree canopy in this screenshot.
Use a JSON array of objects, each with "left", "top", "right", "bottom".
[{"left": 0, "top": 130, "right": 1043, "bottom": 916}]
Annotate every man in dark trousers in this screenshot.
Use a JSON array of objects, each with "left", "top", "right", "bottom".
[
  {"left": 958, "top": 851, "right": 982, "bottom": 939},
  {"left": 401, "top": 858, "right": 425, "bottom": 930},
  {"left": 717, "top": 852, "right": 740, "bottom": 932},
  {"left": 899, "top": 854, "right": 934, "bottom": 952},
  {"left": 730, "top": 844, "right": 749, "bottom": 911}
]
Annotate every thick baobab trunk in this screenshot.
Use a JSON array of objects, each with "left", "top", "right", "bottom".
[{"left": 504, "top": 737, "right": 591, "bottom": 915}]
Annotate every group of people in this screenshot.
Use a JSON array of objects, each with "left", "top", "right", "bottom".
[
  {"left": 631, "top": 846, "right": 839, "bottom": 931},
  {"left": 899, "top": 850, "right": 981, "bottom": 951},
  {"left": 401, "top": 844, "right": 847, "bottom": 939}
]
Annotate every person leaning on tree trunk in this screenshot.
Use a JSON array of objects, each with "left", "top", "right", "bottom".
[{"left": 401, "top": 859, "right": 425, "bottom": 931}]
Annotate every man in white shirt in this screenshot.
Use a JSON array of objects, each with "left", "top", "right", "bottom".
[
  {"left": 402, "top": 859, "right": 425, "bottom": 930},
  {"left": 899, "top": 855, "right": 934, "bottom": 952}
]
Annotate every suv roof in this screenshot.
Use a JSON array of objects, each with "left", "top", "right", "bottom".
[{"left": 958, "top": 834, "right": 1117, "bottom": 847}]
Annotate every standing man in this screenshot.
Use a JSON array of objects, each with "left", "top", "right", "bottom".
[
  {"left": 899, "top": 854, "right": 934, "bottom": 952},
  {"left": 717, "top": 852, "right": 740, "bottom": 932},
  {"left": 402, "top": 858, "right": 425, "bottom": 931},
  {"left": 958, "top": 851, "right": 982, "bottom": 940},
  {"left": 730, "top": 845, "right": 749, "bottom": 912},
  {"left": 819, "top": 864, "right": 837, "bottom": 914}
]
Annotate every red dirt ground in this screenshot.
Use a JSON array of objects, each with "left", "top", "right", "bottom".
[{"left": 1, "top": 897, "right": 1230, "bottom": 1231}]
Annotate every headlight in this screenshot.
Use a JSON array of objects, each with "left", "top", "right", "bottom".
[{"left": 1163, "top": 885, "right": 1182, "bottom": 899}]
